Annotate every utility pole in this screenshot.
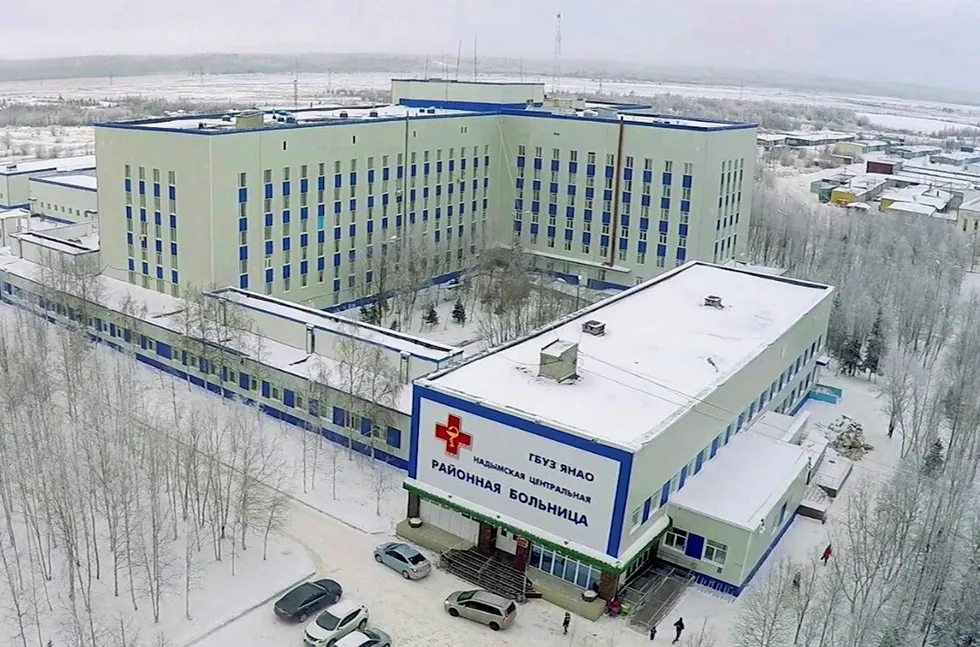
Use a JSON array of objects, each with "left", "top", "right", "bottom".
[
  {"left": 455, "top": 41, "right": 462, "bottom": 81},
  {"left": 293, "top": 74, "right": 299, "bottom": 109},
  {"left": 473, "top": 35, "right": 478, "bottom": 80},
  {"left": 552, "top": 13, "right": 562, "bottom": 95}
]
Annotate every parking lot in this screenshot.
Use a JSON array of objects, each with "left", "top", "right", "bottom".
[{"left": 195, "top": 501, "right": 651, "bottom": 647}]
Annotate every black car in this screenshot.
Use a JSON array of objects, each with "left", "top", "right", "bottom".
[{"left": 273, "top": 579, "right": 343, "bottom": 622}]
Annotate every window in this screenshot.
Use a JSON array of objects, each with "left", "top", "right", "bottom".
[
  {"left": 704, "top": 540, "right": 728, "bottom": 566},
  {"left": 664, "top": 528, "right": 687, "bottom": 551},
  {"left": 629, "top": 506, "right": 642, "bottom": 531}
]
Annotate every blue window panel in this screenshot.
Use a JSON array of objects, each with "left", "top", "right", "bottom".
[
  {"left": 349, "top": 172, "right": 357, "bottom": 186},
  {"left": 139, "top": 208, "right": 147, "bottom": 222},
  {"left": 238, "top": 187, "right": 247, "bottom": 203},
  {"left": 265, "top": 268, "right": 273, "bottom": 283},
  {"left": 603, "top": 189, "right": 613, "bottom": 202},
  {"left": 621, "top": 214, "right": 630, "bottom": 227},
  {"left": 514, "top": 198, "right": 523, "bottom": 211},
  {"left": 410, "top": 188, "right": 418, "bottom": 201},
  {"left": 382, "top": 168, "right": 390, "bottom": 181},
  {"left": 582, "top": 232, "right": 591, "bottom": 244},
  {"left": 239, "top": 246, "right": 248, "bottom": 261},
  {"left": 695, "top": 451, "right": 705, "bottom": 473},
  {"left": 643, "top": 170, "right": 653, "bottom": 183},
  {"left": 567, "top": 184, "right": 576, "bottom": 196},
  {"left": 679, "top": 224, "right": 689, "bottom": 237},
  {"left": 397, "top": 165, "right": 404, "bottom": 179},
  {"left": 262, "top": 380, "right": 271, "bottom": 398},
  {"left": 679, "top": 465, "right": 689, "bottom": 490},
  {"left": 154, "top": 212, "right": 161, "bottom": 226},
  {"left": 546, "top": 226, "right": 556, "bottom": 237},
  {"left": 583, "top": 210, "right": 593, "bottom": 222},
  {"left": 532, "top": 179, "right": 541, "bottom": 191},
  {"left": 238, "top": 371, "right": 251, "bottom": 390},
  {"left": 349, "top": 199, "right": 356, "bottom": 211},
  {"left": 126, "top": 232, "right": 133, "bottom": 245},
  {"left": 368, "top": 195, "right": 375, "bottom": 209},
  {"left": 641, "top": 194, "right": 651, "bottom": 207},
  {"left": 550, "top": 182, "right": 559, "bottom": 194},
  {"left": 334, "top": 201, "right": 342, "bottom": 215},
  {"left": 436, "top": 162, "right": 443, "bottom": 174},
  {"left": 778, "top": 502, "right": 788, "bottom": 526},
  {"left": 155, "top": 266, "right": 163, "bottom": 279},
  {"left": 657, "top": 244, "right": 667, "bottom": 257},
  {"left": 618, "top": 237, "right": 628, "bottom": 250},
  {"left": 600, "top": 234, "right": 609, "bottom": 247},
  {"left": 283, "top": 389, "right": 295, "bottom": 407},
  {"left": 360, "top": 417, "right": 373, "bottom": 436},
  {"left": 138, "top": 180, "right": 146, "bottom": 195},
  {"left": 156, "top": 340, "right": 173, "bottom": 359},
  {"left": 725, "top": 424, "right": 733, "bottom": 443},
  {"left": 529, "top": 223, "right": 539, "bottom": 235},
  {"left": 124, "top": 178, "right": 132, "bottom": 192},
  {"left": 622, "top": 192, "right": 631, "bottom": 204},
  {"left": 531, "top": 201, "right": 540, "bottom": 214},
  {"left": 318, "top": 176, "right": 326, "bottom": 191},
  {"left": 141, "top": 261, "right": 149, "bottom": 274},
  {"left": 239, "top": 217, "right": 248, "bottom": 232},
  {"left": 682, "top": 174, "right": 693, "bottom": 189},
  {"left": 550, "top": 159, "right": 559, "bottom": 172},
  {"left": 332, "top": 278, "right": 341, "bottom": 292},
  {"left": 239, "top": 274, "right": 248, "bottom": 289},
  {"left": 300, "top": 206, "right": 309, "bottom": 220},
  {"left": 410, "top": 164, "right": 417, "bottom": 177},
  {"left": 484, "top": 155, "right": 490, "bottom": 167},
  {"left": 601, "top": 213, "right": 611, "bottom": 225},
  {"left": 171, "top": 269, "right": 179, "bottom": 284},
  {"left": 171, "top": 242, "right": 178, "bottom": 256},
  {"left": 282, "top": 237, "right": 291, "bottom": 251},
  {"left": 533, "top": 158, "right": 542, "bottom": 170},
  {"left": 585, "top": 187, "right": 596, "bottom": 200},
  {"left": 586, "top": 163, "right": 596, "bottom": 177},
  {"left": 317, "top": 257, "right": 325, "bottom": 271},
  {"left": 300, "top": 260, "right": 309, "bottom": 275},
  {"left": 564, "top": 228, "right": 574, "bottom": 241},
  {"left": 348, "top": 249, "right": 356, "bottom": 262},
  {"left": 386, "top": 427, "right": 402, "bottom": 448},
  {"left": 434, "top": 231, "right": 441, "bottom": 242},
  {"left": 604, "top": 166, "right": 614, "bottom": 179},
  {"left": 282, "top": 265, "right": 291, "bottom": 280},
  {"left": 447, "top": 184, "right": 454, "bottom": 196},
  {"left": 126, "top": 205, "right": 133, "bottom": 219},
  {"left": 642, "top": 498, "right": 652, "bottom": 523},
  {"left": 624, "top": 168, "right": 633, "bottom": 181},
  {"left": 661, "top": 197, "right": 671, "bottom": 210},
  {"left": 568, "top": 161, "right": 579, "bottom": 174},
  {"left": 263, "top": 213, "right": 273, "bottom": 227},
  {"left": 300, "top": 178, "right": 308, "bottom": 194},
  {"left": 265, "top": 241, "right": 274, "bottom": 255},
  {"left": 662, "top": 172, "right": 673, "bottom": 185},
  {"left": 548, "top": 203, "right": 557, "bottom": 216},
  {"left": 382, "top": 193, "right": 389, "bottom": 206},
  {"left": 333, "top": 253, "right": 341, "bottom": 267},
  {"left": 367, "top": 169, "right": 375, "bottom": 184},
  {"left": 300, "top": 233, "right": 309, "bottom": 247},
  {"left": 168, "top": 185, "right": 176, "bottom": 201},
  {"left": 681, "top": 200, "right": 691, "bottom": 212},
  {"left": 422, "top": 209, "right": 429, "bottom": 221},
  {"left": 127, "top": 258, "right": 135, "bottom": 271},
  {"left": 366, "top": 270, "right": 373, "bottom": 284},
  {"left": 685, "top": 533, "right": 705, "bottom": 560},
  {"left": 639, "top": 217, "right": 649, "bottom": 230},
  {"left": 566, "top": 206, "right": 575, "bottom": 218},
  {"left": 677, "top": 248, "right": 687, "bottom": 262},
  {"left": 660, "top": 481, "right": 671, "bottom": 507},
  {"left": 435, "top": 185, "right": 442, "bottom": 197},
  {"left": 317, "top": 213, "right": 325, "bottom": 229},
  {"left": 348, "top": 223, "right": 356, "bottom": 237},
  {"left": 516, "top": 155, "right": 525, "bottom": 168},
  {"left": 638, "top": 240, "right": 648, "bottom": 254},
  {"left": 264, "top": 183, "right": 273, "bottom": 199},
  {"left": 447, "top": 205, "right": 454, "bottom": 217},
  {"left": 423, "top": 163, "right": 430, "bottom": 175},
  {"left": 140, "top": 237, "right": 147, "bottom": 249},
  {"left": 332, "top": 407, "right": 345, "bottom": 426},
  {"left": 716, "top": 220, "right": 722, "bottom": 231},
  {"left": 282, "top": 210, "right": 291, "bottom": 223},
  {"left": 334, "top": 174, "right": 342, "bottom": 188},
  {"left": 153, "top": 183, "right": 160, "bottom": 198}
]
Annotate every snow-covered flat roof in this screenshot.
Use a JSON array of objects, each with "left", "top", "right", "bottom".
[
  {"left": 422, "top": 262, "right": 832, "bottom": 450},
  {"left": 669, "top": 428, "right": 809, "bottom": 531},
  {"left": 886, "top": 201, "right": 937, "bottom": 215},
  {"left": 618, "top": 113, "right": 737, "bottom": 130},
  {"left": 30, "top": 173, "right": 97, "bottom": 191},
  {"left": 0, "top": 155, "right": 96, "bottom": 176}
]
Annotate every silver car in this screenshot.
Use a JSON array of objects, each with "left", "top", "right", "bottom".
[
  {"left": 373, "top": 542, "right": 432, "bottom": 580},
  {"left": 444, "top": 589, "right": 517, "bottom": 631},
  {"left": 333, "top": 628, "right": 392, "bottom": 647}
]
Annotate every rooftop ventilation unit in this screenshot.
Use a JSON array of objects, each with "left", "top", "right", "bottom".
[
  {"left": 368, "top": 110, "right": 380, "bottom": 118},
  {"left": 704, "top": 295, "right": 724, "bottom": 309},
  {"left": 426, "top": 108, "right": 436, "bottom": 114},
  {"left": 338, "top": 111, "right": 349, "bottom": 118},
  {"left": 582, "top": 320, "right": 606, "bottom": 336},
  {"left": 221, "top": 114, "right": 232, "bottom": 122},
  {"left": 538, "top": 340, "right": 579, "bottom": 383},
  {"left": 582, "top": 109, "right": 599, "bottom": 117},
  {"left": 5, "top": 164, "right": 16, "bottom": 171}
]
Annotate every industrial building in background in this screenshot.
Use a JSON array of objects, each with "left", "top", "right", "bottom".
[{"left": 94, "top": 78, "right": 756, "bottom": 307}]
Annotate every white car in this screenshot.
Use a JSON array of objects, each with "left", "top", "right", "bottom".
[{"left": 304, "top": 600, "right": 369, "bottom": 646}]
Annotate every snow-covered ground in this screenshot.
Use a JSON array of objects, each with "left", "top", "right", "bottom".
[
  {"left": 669, "top": 371, "right": 902, "bottom": 642},
  {"left": 0, "top": 125, "right": 94, "bottom": 160},
  {"left": 856, "top": 111, "right": 978, "bottom": 135}
]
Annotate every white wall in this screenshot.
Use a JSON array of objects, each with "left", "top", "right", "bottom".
[{"left": 28, "top": 179, "right": 98, "bottom": 223}]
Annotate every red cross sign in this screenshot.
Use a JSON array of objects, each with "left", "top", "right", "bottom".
[{"left": 435, "top": 414, "right": 472, "bottom": 457}]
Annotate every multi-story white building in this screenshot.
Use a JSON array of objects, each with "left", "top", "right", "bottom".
[
  {"left": 0, "top": 155, "right": 96, "bottom": 210},
  {"left": 94, "top": 80, "right": 755, "bottom": 307}
]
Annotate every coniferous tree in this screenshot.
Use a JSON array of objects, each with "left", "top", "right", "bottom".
[
  {"left": 423, "top": 304, "right": 439, "bottom": 327},
  {"left": 922, "top": 438, "right": 944, "bottom": 477},
  {"left": 451, "top": 299, "right": 466, "bottom": 325},
  {"left": 863, "top": 309, "right": 885, "bottom": 378},
  {"left": 826, "top": 293, "right": 848, "bottom": 359},
  {"left": 840, "top": 336, "right": 863, "bottom": 376}
]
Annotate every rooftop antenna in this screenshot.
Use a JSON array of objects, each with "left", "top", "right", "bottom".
[
  {"left": 423, "top": 56, "right": 429, "bottom": 80},
  {"left": 455, "top": 41, "right": 462, "bottom": 81},
  {"left": 293, "top": 59, "right": 299, "bottom": 109},
  {"left": 198, "top": 63, "right": 204, "bottom": 86},
  {"left": 473, "top": 35, "right": 478, "bottom": 80},
  {"left": 552, "top": 13, "right": 562, "bottom": 95},
  {"left": 519, "top": 57, "right": 524, "bottom": 82}
]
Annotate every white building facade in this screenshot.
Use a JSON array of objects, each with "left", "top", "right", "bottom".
[
  {"left": 27, "top": 173, "right": 98, "bottom": 224},
  {"left": 0, "top": 156, "right": 96, "bottom": 210},
  {"left": 402, "top": 262, "right": 833, "bottom": 602},
  {"left": 93, "top": 80, "right": 755, "bottom": 306}
]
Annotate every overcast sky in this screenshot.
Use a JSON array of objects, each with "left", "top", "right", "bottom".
[{"left": 2, "top": 0, "right": 975, "bottom": 90}]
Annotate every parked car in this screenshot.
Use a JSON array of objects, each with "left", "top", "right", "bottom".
[
  {"left": 274, "top": 579, "right": 343, "bottom": 622},
  {"left": 373, "top": 541, "right": 432, "bottom": 580},
  {"left": 304, "top": 600, "right": 370, "bottom": 646},
  {"left": 334, "top": 628, "right": 392, "bottom": 647},
  {"left": 444, "top": 589, "right": 517, "bottom": 631}
]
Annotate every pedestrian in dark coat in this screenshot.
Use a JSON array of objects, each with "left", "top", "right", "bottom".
[
  {"left": 821, "top": 544, "right": 832, "bottom": 565},
  {"left": 562, "top": 611, "right": 571, "bottom": 635},
  {"left": 672, "top": 617, "right": 685, "bottom": 643},
  {"left": 649, "top": 624, "right": 658, "bottom": 641}
]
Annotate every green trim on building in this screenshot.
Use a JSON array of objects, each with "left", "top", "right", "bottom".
[{"left": 406, "top": 483, "right": 666, "bottom": 574}]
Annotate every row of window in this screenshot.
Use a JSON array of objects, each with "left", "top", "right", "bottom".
[
  {"left": 627, "top": 335, "right": 825, "bottom": 534},
  {"left": 514, "top": 147, "right": 694, "bottom": 176},
  {"left": 2, "top": 281, "right": 405, "bottom": 451},
  {"left": 528, "top": 544, "right": 601, "bottom": 590}
]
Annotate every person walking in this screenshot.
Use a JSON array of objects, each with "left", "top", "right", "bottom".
[
  {"left": 649, "top": 624, "right": 658, "bottom": 641},
  {"left": 821, "top": 544, "right": 833, "bottom": 565},
  {"left": 562, "top": 611, "right": 571, "bottom": 635},
  {"left": 672, "top": 617, "right": 685, "bottom": 644}
]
